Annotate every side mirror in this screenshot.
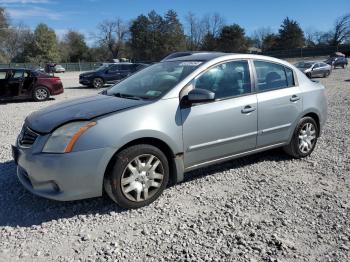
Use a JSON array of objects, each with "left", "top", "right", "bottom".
[{"left": 187, "top": 88, "right": 215, "bottom": 103}]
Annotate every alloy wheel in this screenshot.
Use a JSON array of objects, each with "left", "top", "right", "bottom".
[
  {"left": 93, "top": 78, "right": 103, "bottom": 88},
  {"left": 121, "top": 154, "right": 165, "bottom": 202},
  {"left": 298, "top": 122, "right": 316, "bottom": 154},
  {"left": 35, "top": 88, "right": 48, "bottom": 100}
]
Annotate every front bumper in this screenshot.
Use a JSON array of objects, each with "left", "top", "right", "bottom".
[
  {"left": 12, "top": 145, "right": 115, "bottom": 201},
  {"left": 79, "top": 78, "right": 92, "bottom": 86}
]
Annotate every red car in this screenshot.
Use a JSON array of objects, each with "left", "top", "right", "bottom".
[{"left": 0, "top": 68, "right": 64, "bottom": 102}]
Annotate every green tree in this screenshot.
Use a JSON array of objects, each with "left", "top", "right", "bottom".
[
  {"left": 217, "top": 24, "right": 248, "bottom": 52},
  {"left": 23, "top": 23, "right": 60, "bottom": 63},
  {"left": 130, "top": 14, "right": 152, "bottom": 61},
  {"left": 163, "top": 9, "right": 186, "bottom": 54},
  {"left": 130, "top": 10, "right": 186, "bottom": 61},
  {"left": 277, "top": 17, "right": 305, "bottom": 49},
  {"left": 61, "top": 30, "right": 89, "bottom": 62},
  {"left": 262, "top": 33, "right": 279, "bottom": 51},
  {"left": 200, "top": 33, "right": 218, "bottom": 51}
]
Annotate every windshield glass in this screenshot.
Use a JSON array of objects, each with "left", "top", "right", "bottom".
[
  {"left": 106, "top": 61, "right": 202, "bottom": 99},
  {"left": 295, "top": 62, "right": 313, "bottom": 68}
]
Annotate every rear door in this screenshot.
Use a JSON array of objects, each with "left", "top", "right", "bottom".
[
  {"left": 0, "top": 70, "right": 8, "bottom": 98},
  {"left": 253, "top": 60, "right": 302, "bottom": 148},
  {"left": 7, "top": 69, "right": 25, "bottom": 97}
]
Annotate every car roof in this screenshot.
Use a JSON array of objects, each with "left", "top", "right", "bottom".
[{"left": 162, "top": 51, "right": 228, "bottom": 62}]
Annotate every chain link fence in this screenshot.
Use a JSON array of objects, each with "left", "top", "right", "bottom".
[{"left": 0, "top": 45, "right": 349, "bottom": 71}]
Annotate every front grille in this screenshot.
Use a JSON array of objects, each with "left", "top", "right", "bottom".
[{"left": 19, "top": 126, "right": 38, "bottom": 147}]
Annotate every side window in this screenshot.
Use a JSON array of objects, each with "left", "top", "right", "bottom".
[
  {"left": 108, "top": 65, "right": 119, "bottom": 72},
  {"left": 194, "top": 60, "right": 251, "bottom": 99},
  {"left": 313, "top": 63, "right": 319, "bottom": 69},
  {"left": 0, "top": 71, "right": 6, "bottom": 79},
  {"left": 11, "top": 70, "right": 24, "bottom": 79},
  {"left": 120, "top": 64, "right": 131, "bottom": 70},
  {"left": 254, "top": 61, "right": 290, "bottom": 91}
]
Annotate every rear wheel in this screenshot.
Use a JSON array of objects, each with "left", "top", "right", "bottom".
[
  {"left": 32, "top": 86, "right": 50, "bottom": 101},
  {"left": 92, "top": 77, "right": 104, "bottom": 89},
  {"left": 323, "top": 71, "right": 330, "bottom": 77},
  {"left": 104, "top": 144, "right": 169, "bottom": 209},
  {"left": 283, "top": 117, "right": 318, "bottom": 158}
]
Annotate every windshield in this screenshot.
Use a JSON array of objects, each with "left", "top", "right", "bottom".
[
  {"left": 106, "top": 61, "right": 202, "bottom": 99},
  {"left": 295, "top": 62, "right": 313, "bottom": 68}
]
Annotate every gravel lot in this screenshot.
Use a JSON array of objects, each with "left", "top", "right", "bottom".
[{"left": 0, "top": 65, "right": 350, "bottom": 262}]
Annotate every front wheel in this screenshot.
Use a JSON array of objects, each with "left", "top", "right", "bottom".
[
  {"left": 92, "top": 77, "right": 104, "bottom": 89},
  {"left": 283, "top": 117, "right": 318, "bottom": 158},
  {"left": 104, "top": 144, "right": 169, "bottom": 209},
  {"left": 32, "top": 86, "right": 50, "bottom": 101}
]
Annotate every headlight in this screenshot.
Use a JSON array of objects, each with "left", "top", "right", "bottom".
[
  {"left": 43, "top": 121, "right": 96, "bottom": 153},
  {"left": 82, "top": 74, "right": 93, "bottom": 78}
]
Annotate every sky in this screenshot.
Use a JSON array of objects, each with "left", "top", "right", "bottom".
[{"left": 1, "top": 0, "right": 349, "bottom": 45}]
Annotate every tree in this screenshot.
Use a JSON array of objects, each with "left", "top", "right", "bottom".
[
  {"left": 252, "top": 27, "right": 272, "bottom": 49},
  {"left": 4, "top": 24, "right": 32, "bottom": 62},
  {"left": 185, "top": 12, "right": 205, "bottom": 50},
  {"left": 262, "top": 33, "right": 279, "bottom": 51},
  {"left": 130, "top": 14, "right": 152, "bottom": 61},
  {"left": 0, "top": 7, "right": 10, "bottom": 62},
  {"left": 130, "top": 10, "right": 185, "bottom": 61},
  {"left": 163, "top": 9, "right": 186, "bottom": 54},
  {"left": 277, "top": 17, "right": 305, "bottom": 49},
  {"left": 60, "top": 30, "right": 89, "bottom": 62},
  {"left": 96, "top": 18, "right": 128, "bottom": 60},
  {"left": 22, "top": 23, "right": 60, "bottom": 63},
  {"left": 217, "top": 24, "right": 248, "bottom": 52},
  {"left": 200, "top": 32, "right": 218, "bottom": 51},
  {"left": 328, "top": 13, "right": 350, "bottom": 46},
  {"left": 202, "top": 13, "right": 225, "bottom": 37}
]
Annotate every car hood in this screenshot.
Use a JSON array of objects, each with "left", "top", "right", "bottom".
[
  {"left": 25, "top": 95, "right": 149, "bottom": 133},
  {"left": 80, "top": 71, "right": 97, "bottom": 76}
]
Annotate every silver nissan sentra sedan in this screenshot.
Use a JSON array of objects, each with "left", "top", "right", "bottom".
[{"left": 12, "top": 52, "right": 327, "bottom": 209}]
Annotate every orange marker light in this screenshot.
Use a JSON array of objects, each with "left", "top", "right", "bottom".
[{"left": 64, "top": 122, "right": 97, "bottom": 153}]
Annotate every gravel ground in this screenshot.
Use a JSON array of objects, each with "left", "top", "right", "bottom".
[{"left": 0, "top": 66, "right": 349, "bottom": 262}]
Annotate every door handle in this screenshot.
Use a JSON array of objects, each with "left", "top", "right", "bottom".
[
  {"left": 241, "top": 105, "right": 256, "bottom": 114},
  {"left": 290, "top": 95, "right": 300, "bottom": 102}
]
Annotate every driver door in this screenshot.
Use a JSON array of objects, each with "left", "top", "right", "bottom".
[{"left": 181, "top": 60, "right": 258, "bottom": 169}]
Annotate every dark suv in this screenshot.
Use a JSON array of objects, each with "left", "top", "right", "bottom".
[
  {"left": 325, "top": 56, "right": 348, "bottom": 69},
  {"left": 79, "top": 63, "right": 147, "bottom": 88}
]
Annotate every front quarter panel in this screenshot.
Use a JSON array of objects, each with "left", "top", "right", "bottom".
[{"left": 74, "top": 98, "right": 183, "bottom": 155}]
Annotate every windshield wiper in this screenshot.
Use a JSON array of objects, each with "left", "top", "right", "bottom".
[{"left": 112, "top": 93, "right": 150, "bottom": 100}]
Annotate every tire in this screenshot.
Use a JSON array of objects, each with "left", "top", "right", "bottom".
[
  {"left": 324, "top": 71, "right": 330, "bottom": 78},
  {"left": 32, "top": 86, "right": 50, "bottom": 101},
  {"left": 342, "top": 64, "right": 345, "bottom": 69},
  {"left": 104, "top": 144, "right": 169, "bottom": 209},
  {"left": 283, "top": 116, "right": 319, "bottom": 158},
  {"left": 92, "top": 77, "right": 104, "bottom": 89},
  {"left": 306, "top": 72, "right": 312, "bottom": 78}
]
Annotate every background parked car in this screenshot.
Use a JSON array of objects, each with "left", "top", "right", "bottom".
[
  {"left": 325, "top": 56, "right": 348, "bottom": 68},
  {"left": 79, "top": 62, "right": 147, "bottom": 88},
  {"left": 0, "top": 68, "right": 63, "bottom": 101},
  {"left": 295, "top": 61, "right": 331, "bottom": 78},
  {"left": 54, "top": 64, "right": 66, "bottom": 73}
]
